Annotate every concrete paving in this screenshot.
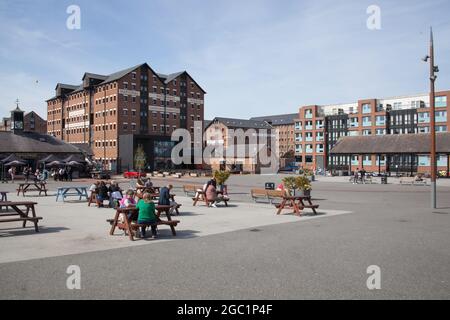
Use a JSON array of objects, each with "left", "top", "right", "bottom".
[{"left": 0, "top": 176, "right": 449, "bottom": 299}]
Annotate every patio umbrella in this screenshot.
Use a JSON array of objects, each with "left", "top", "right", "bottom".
[
  {"left": 1, "top": 154, "right": 24, "bottom": 163},
  {"left": 4, "top": 160, "right": 27, "bottom": 167},
  {"left": 46, "top": 160, "right": 65, "bottom": 167},
  {"left": 67, "top": 160, "right": 82, "bottom": 167},
  {"left": 38, "top": 155, "right": 62, "bottom": 164}
]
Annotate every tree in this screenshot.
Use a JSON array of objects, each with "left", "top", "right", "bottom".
[{"left": 134, "top": 144, "right": 147, "bottom": 172}]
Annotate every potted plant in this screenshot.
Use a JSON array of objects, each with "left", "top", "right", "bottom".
[
  {"left": 213, "top": 170, "right": 231, "bottom": 193},
  {"left": 303, "top": 168, "right": 315, "bottom": 181},
  {"left": 282, "top": 176, "right": 298, "bottom": 196},
  {"left": 295, "top": 175, "right": 312, "bottom": 197}
]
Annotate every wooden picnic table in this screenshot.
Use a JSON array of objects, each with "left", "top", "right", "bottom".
[
  {"left": 0, "top": 201, "right": 43, "bottom": 232},
  {"left": 108, "top": 204, "right": 179, "bottom": 241},
  {"left": 192, "top": 190, "right": 229, "bottom": 207},
  {"left": 135, "top": 186, "right": 160, "bottom": 194},
  {"left": 17, "top": 182, "right": 48, "bottom": 197},
  {"left": 275, "top": 196, "right": 319, "bottom": 216},
  {"left": 56, "top": 186, "right": 89, "bottom": 202}
]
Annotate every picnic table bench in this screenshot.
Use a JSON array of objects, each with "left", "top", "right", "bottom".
[
  {"left": 108, "top": 205, "right": 180, "bottom": 241},
  {"left": 275, "top": 196, "right": 319, "bottom": 216},
  {"left": 56, "top": 186, "right": 89, "bottom": 202},
  {"left": 0, "top": 201, "right": 42, "bottom": 232},
  {"left": 17, "top": 182, "right": 48, "bottom": 197},
  {"left": 183, "top": 184, "right": 202, "bottom": 197},
  {"left": 192, "top": 190, "right": 229, "bottom": 207}
]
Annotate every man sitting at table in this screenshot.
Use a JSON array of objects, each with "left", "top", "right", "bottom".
[
  {"left": 136, "top": 192, "right": 158, "bottom": 238},
  {"left": 158, "top": 184, "right": 178, "bottom": 215},
  {"left": 96, "top": 181, "right": 110, "bottom": 208}
]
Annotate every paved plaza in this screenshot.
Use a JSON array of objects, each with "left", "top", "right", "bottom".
[{"left": 0, "top": 175, "right": 449, "bottom": 299}]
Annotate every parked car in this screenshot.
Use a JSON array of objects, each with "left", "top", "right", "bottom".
[
  {"left": 279, "top": 165, "right": 299, "bottom": 173},
  {"left": 123, "top": 170, "right": 147, "bottom": 179}
]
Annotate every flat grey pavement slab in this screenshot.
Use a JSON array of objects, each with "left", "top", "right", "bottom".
[{"left": 0, "top": 176, "right": 449, "bottom": 299}]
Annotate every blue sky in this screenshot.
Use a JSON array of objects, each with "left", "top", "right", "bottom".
[{"left": 0, "top": 0, "right": 449, "bottom": 120}]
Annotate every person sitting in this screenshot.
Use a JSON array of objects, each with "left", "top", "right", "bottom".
[
  {"left": 96, "top": 181, "right": 109, "bottom": 208},
  {"left": 144, "top": 178, "right": 153, "bottom": 188},
  {"left": 158, "top": 184, "right": 178, "bottom": 215},
  {"left": 205, "top": 181, "right": 223, "bottom": 208},
  {"left": 414, "top": 174, "right": 424, "bottom": 182},
  {"left": 136, "top": 193, "right": 158, "bottom": 238},
  {"left": 136, "top": 177, "right": 145, "bottom": 195},
  {"left": 276, "top": 182, "right": 290, "bottom": 196},
  {"left": 108, "top": 180, "right": 123, "bottom": 208},
  {"left": 118, "top": 190, "right": 136, "bottom": 223}
]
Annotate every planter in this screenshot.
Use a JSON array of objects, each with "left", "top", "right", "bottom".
[{"left": 298, "top": 189, "right": 311, "bottom": 197}]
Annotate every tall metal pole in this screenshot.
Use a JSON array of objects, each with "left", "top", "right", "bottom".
[{"left": 429, "top": 27, "right": 437, "bottom": 209}]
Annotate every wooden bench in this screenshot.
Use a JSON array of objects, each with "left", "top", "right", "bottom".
[
  {"left": 250, "top": 188, "right": 269, "bottom": 203},
  {"left": 183, "top": 184, "right": 202, "bottom": 197},
  {"left": 250, "top": 189, "right": 284, "bottom": 204},
  {"left": 0, "top": 201, "right": 43, "bottom": 232}
]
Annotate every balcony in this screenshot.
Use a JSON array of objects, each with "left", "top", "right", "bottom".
[
  {"left": 305, "top": 147, "right": 313, "bottom": 154},
  {"left": 295, "top": 136, "right": 303, "bottom": 142},
  {"left": 304, "top": 125, "right": 313, "bottom": 130},
  {"left": 375, "top": 120, "right": 385, "bottom": 126},
  {"left": 305, "top": 113, "right": 313, "bottom": 119},
  {"left": 305, "top": 136, "right": 313, "bottom": 142}
]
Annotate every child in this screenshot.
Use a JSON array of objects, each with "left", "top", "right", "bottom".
[{"left": 136, "top": 193, "right": 158, "bottom": 238}]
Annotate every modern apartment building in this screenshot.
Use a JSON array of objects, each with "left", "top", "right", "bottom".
[
  {"left": 204, "top": 117, "right": 275, "bottom": 173},
  {"left": 46, "top": 63, "right": 205, "bottom": 172},
  {"left": 294, "top": 90, "right": 450, "bottom": 174}
]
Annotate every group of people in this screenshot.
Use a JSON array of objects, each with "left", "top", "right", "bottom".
[
  {"left": 51, "top": 167, "right": 73, "bottom": 182},
  {"left": 89, "top": 180, "right": 123, "bottom": 208},
  {"left": 89, "top": 180, "right": 179, "bottom": 238},
  {"left": 352, "top": 168, "right": 368, "bottom": 184},
  {"left": 22, "top": 166, "right": 49, "bottom": 183}
]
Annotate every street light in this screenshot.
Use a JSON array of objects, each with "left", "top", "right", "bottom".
[{"left": 423, "top": 27, "right": 439, "bottom": 209}]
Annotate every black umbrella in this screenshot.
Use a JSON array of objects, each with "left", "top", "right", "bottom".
[
  {"left": 67, "top": 160, "right": 82, "bottom": 167},
  {"left": 5, "top": 160, "right": 27, "bottom": 166},
  {"left": 1, "top": 154, "right": 24, "bottom": 163},
  {"left": 47, "top": 160, "right": 65, "bottom": 167}
]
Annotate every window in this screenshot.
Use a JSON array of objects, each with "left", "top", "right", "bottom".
[
  {"left": 124, "top": 83, "right": 128, "bottom": 89},
  {"left": 435, "top": 96, "right": 447, "bottom": 107},
  {"left": 362, "top": 116, "right": 372, "bottom": 126},
  {"left": 362, "top": 104, "right": 371, "bottom": 114},
  {"left": 305, "top": 109, "right": 313, "bottom": 119}
]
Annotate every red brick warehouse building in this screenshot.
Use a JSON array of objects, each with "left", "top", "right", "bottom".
[{"left": 46, "top": 63, "right": 206, "bottom": 172}]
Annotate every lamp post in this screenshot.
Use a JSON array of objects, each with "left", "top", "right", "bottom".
[{"left": 422, "top": 27, "right": 439, "bottom": 209}]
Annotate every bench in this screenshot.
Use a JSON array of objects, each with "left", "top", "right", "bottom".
[
  {"left": 250, "top": 188, "right": 269, "bottom": 203},
  {"left": 108, "top": 206, "right": 180, "bottom": 241},
  {"left": 250, "top": 189, "right": 284, "bottom": 204},
  {"left": 183, "top": 184, "right": 202, "bottom": 197},
  {"left": 0, "top": 201, "right": 43, "bottom": 232},
  {"left": 107, "top": 218, "right": 179, "bottom": 240},
  {"left": 192, "top": 191, "right": 229, "bottom": 207},
  {"left": 275, "top": 196, "right": 319, "bottom": 216}
]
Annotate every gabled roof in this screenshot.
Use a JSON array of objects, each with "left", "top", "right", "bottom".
[
  {"left": 99, "top": 63, "right": 146, "bottom": 85},
  {"left": 55, "top": 83, "right": 79, "bottom": 90},
  {"left": 330, "top": 133, "right": 450, "bottom": 154},
  {"left": 0, "top": 132, "right": 84, "bottom": 154},
  {"left": 250, "top": 113, "right": 298, "bottom": 126},
  {"left": 82, "top": 72, "right": 108, "bottom": 81},
  {"left": 158, "top": 70, "right": 206, "bottom": 93},
  {"left": 207, "top": 117, "right": 273, "bottom": 130}
]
